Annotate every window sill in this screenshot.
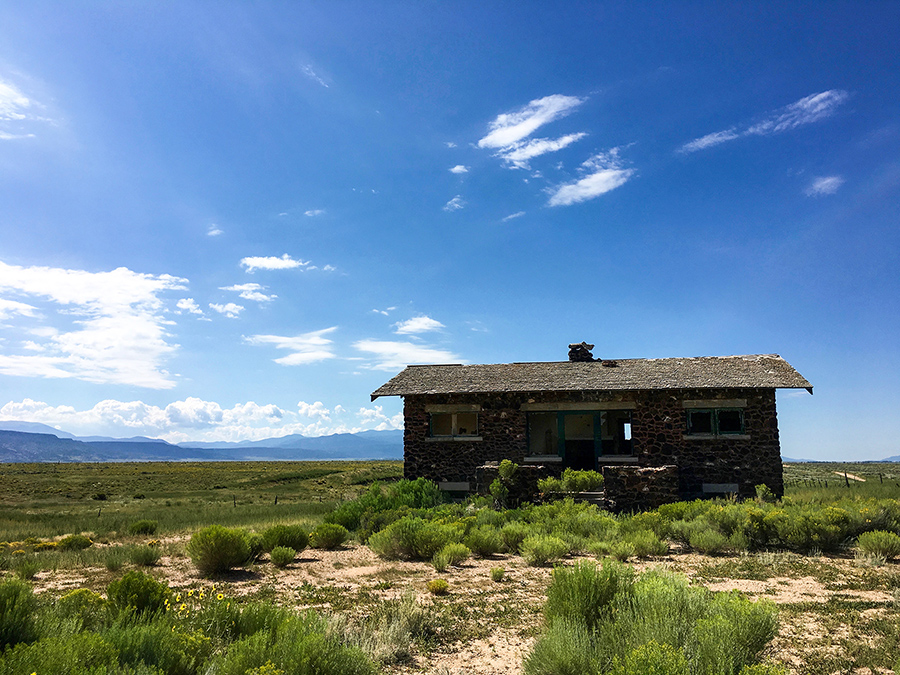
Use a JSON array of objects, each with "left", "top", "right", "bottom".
[
  {"left": 597, "top": 456, "right": 639, "bottom": 464},
  {"left": 524, "top": 455, "right": 562, "bottom": 463},
  {"left": 682, "top": 434, "right": 751, "bottom": 441},
  {"left": 426, "top": 436, "right": 483, "bottom": 442}
]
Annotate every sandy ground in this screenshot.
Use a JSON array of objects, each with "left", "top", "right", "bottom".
[{"left": 29, "top": 542, "right": 899, "bottom": 675}]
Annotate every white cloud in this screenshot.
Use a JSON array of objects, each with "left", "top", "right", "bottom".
[
  {"left": 547, "top": 148, "right": 635, "bottom": 206},
  {"left": 301, "top": 64, "right": 329, "bottom": 88},
  {"left": 356, "top": 405, "right": 403, "bottom": 431},
  {"left": 499, "top": 132, "right": 587, "bottom": 169},
  {"left": 449, "top": 165, "right": 469, "bottom": 174},
  {"left": 445, "top": 141, "right": 457, "bottom": 148},
  {"left": 209, "top": 302, "right": 244, "bottom": 318},
  {"left": 805, "top": 175, "right": 845, "bottom": 196},
  {"left": 0, "top": 261, "right": 185, "bottom": 388},
  {"left": 220, "top": 283, "right": 276, "bottom": 303},
  {"left": 679, "top": 129, "right": 741, "bottom": 153},
  {"left": 207, "top": 224, "right": 223, "bottom": 236},
  {"left": 0, "top": 396, "right": 380, "bottom": 442},
  {"left": 443, "top": 195, "right": 465, "bottom": 212},
  {"left": 353, "top": 339, "right": 462, "bottom": 371},
  {"left": 240, "top": 254, "right": 309, "bottom": 273},
  {"left": 680, "top": 90, "right": 850, "bottom": 153},
  {"left": 0, "top": 298, "right": 38, "bottom": 319},
  {"left": 244, "top": 327, "right": 337, "bottom": 365},
  {"left": 394, "top": 316, "right": 445, "bottom": 334},
  {"left": 478, "top": 95, "right": 585, "bottom": 149},
  {"left": 297, "top": 400, "right": 331, "bottom": 420},
  {"left": 0, "top": 80, "right": 31, "bottom": 121},
  {"left": 502, "top": 211, "right": 525, "bottom": 222},
  {"left": 176, "top": 298, "right": 204, "bottom": 315},
  {"left": 304, "top": 209, "right": 325, "bottom": 217},
  {"left": 0, "top": 78, "right": 52, "bottom": 139},
  {"left": 372, "top": 306, "right": 396, "bottom": 316}
]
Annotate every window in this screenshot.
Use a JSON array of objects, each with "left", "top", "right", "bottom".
[
  {"left": 686, "top": 408, "right": 743, "bottom": 435},
  {"left": 429, "top": 412, "right": 479, "bottom": 438},
  {"left": 527, "top": 409, "right": 633, "bottom": 462}
]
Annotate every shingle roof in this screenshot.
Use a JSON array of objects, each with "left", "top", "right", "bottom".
[{"left": 371, "top": 354, "right": 812, "bottom": 400}]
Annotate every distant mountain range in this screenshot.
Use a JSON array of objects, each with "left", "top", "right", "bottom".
[{"left": 0, "top": 421, "right": 403, "bottom": 462}]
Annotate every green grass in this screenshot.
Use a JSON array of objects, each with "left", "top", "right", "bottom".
[{"left": 0, "top": 461, "right": 402, "bottom": 541}]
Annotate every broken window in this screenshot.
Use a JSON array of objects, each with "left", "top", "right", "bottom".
[
  {"left": 429, "top": 412, "right": 479, "bottom": 438},
  {"left": 686, "top": 408, "right": 743, "bottom": 435},
  {"left": 527, "top": 409, "right": 633, "bottom": 462}
]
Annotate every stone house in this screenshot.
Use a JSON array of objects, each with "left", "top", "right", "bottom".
[{"left": 371, "top": 344, "right": 812, "bottom": 507}]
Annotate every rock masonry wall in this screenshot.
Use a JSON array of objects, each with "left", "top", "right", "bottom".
[{"left": 402, "top": 387, "right": 783, "bottom": 505}]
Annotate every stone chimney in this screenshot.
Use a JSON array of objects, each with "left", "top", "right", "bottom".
[{"left": 568, "top": 341, "right": 595, "bottom": 362}]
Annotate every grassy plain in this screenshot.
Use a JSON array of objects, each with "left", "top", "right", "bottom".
[{"left": 0, "top": 460, "right": 898, "bottom": 674}]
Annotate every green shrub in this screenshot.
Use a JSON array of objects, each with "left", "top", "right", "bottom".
[
  {"left": 524, "top": 618, "right": 600, "bottom": 675},
  {"left": 107, "top": 570, "right": 170, "bottom": 615},
  {"left": 0, "top": 633, "right": 117, "bottom": 675},
  {"left": 621, "top": 510, "right": 669, "bottom": 538},
  {"left": 13, "top": 558, "right": 40, "bottom": 581},
  {"left": 756, "top": 484, "right": 777, "bottom": 503},
  {"left": 857, "top": 530, "right": 900, "bottom": 560},
  {"left": 105, "top": 546, "right": 126, "bottom": 571},
  {"left": 270, "top": 546, "right": 296, "bottom": 568},
  {"left": 128, "top": 519, "right": 159, "bottom": 535},
  {"left": 537, "top": 468, "right": 604, "bottom": 495},
  {"left": 188, "top": 525, "right": 253, "bottom": 576},
  {"left": 498, "top": 459, "right": 518, "bottom": 481},
  {"left": 432, "top": 542, "right": 470, "bottom": 572},
  {"left": 262, "top": 524, "right": 309, "bottom": 553},
  {"left": 0, "top": 578, "right": 37, "bottom": 650},
  {"left": 689, "top": 527, "right": 729, "bottom": 554},
  {"left": 310, "top": 523, "right": 349, "bottom": 550},
  {"left": 427, "top": 579, "right": 449, "bottom": 595},
  {"left": 489, "top": 478, "right": 509, "bottom": 504},
  {"left": 610, "top": 640, "right": 690, "bottom": 675},
  {"left": 500, "top": 521, "right": 530, "bottom": 553},
  {"left": 129, "top": 544, "right": 162, "bottom": 567},
  {"left": 521, "top": 535, "right": 568, "bottom": 567},
  {"left": 545, "top": 560, "right": 633, "bottom": 632},
  {"left": 491, "top": 567, "right": 505, "bottom": 582},
  {"left": 214, "top": 613, "right": 377, "bottom": 675},
  {"left": 465, "top": 525, "right": 502, "bottom": 557},
  {"left": 625, "top": 529, "right": 668, "bottom": 557},
  {"left": 57, "top": 534, "right": 93, "bottom": 551},
  {"left": 325, "top": 478, "right": 445, "bottom": 532},
  {"left": 611, "top": 541, "right": 635, "bottom": 561},
  {"left": 56, "top": 588, "right": 108, "bottom": 630},
  {"left": 368, "top": 516, "right": 461, "bottom": 561},
  {"left": 105, "top": 622, "right": 212, "bottom": 675}
]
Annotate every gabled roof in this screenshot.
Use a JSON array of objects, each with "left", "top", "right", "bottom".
[{"left": 371, "top": 354, "right": 812, "bottom": 400}]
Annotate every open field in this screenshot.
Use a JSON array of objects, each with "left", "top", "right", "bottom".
[{"left": 1, "top": 461, "right": 899, "bottom": 674}]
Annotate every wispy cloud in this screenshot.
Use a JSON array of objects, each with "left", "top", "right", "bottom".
[
  {"left": 220, "top": 283, "right": 276, "bottom": 302},
  {"left": 443, "top": 195, "right": 466, "bottom": 212},
  {"left": 304, "top": 209, "right": 325, "bottom": 217},
  {"left": 244, "top": 327, "right": 337, "bottom": 366},
  {"left": 301, "top": 64, "right": 329, "bottom": 88},
  {"left": 501, "top": 211, "right": 525, "bottom": 222},
  {"left": 394, "top": 316, "right": 445, "bottom": 334},
  {"left": 207, "top": 224, "right": 223, "bottom": 236},
  {"left": 449, "top": 165, "right": 469, "bottom": 174},
  {"left": 547, "top": 148, "right": 635, "bottom": 206},
  {"left": 240, "top": 254, "right": 309, "bottom": 273},
  {"left": 372, "top": 306, "right": 397, "bottom": 316},
  {"left": 478, "top": 95, "right": 585, "bottom": 149},
  {"left": 176, "top": 298, "right": 204, "bottom": 315},
  {"left": 445, "top": 141, "right": 457, "bottom": 148},
  {"left": 0, "top": 298, "right": 38, "bottom": 320},
  {"left": 680, "top": 90, "right": 850, "bottom": 153},
  {"left": 805, "top": 175, "right": 845, "bottom": 196},
  {"left": 0, "top": 260, "right": 185, "bottom": 388},
  {"left": 499, "top": 132, "right": 587, "bottom": 169},
  {"left": 353, "top": 339, "right": 462, "bottom": 371},
  {"left": 0, "top": 78, "right": 45, "bottom": 139},
  {"left": 209, "top": 302, "right": 243, "bottom": 318}
]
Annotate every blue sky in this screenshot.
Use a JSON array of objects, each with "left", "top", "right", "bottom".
[{"left": 0, "top": 2, "right": 898, "bottom": 460}]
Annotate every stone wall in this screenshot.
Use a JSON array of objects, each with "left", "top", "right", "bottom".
[
  {"left": 402, "top": 387, "right": 783, "bottom": 501},
  {"left": 602, "top": 465, "right": 679, "bottom": 512}
]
